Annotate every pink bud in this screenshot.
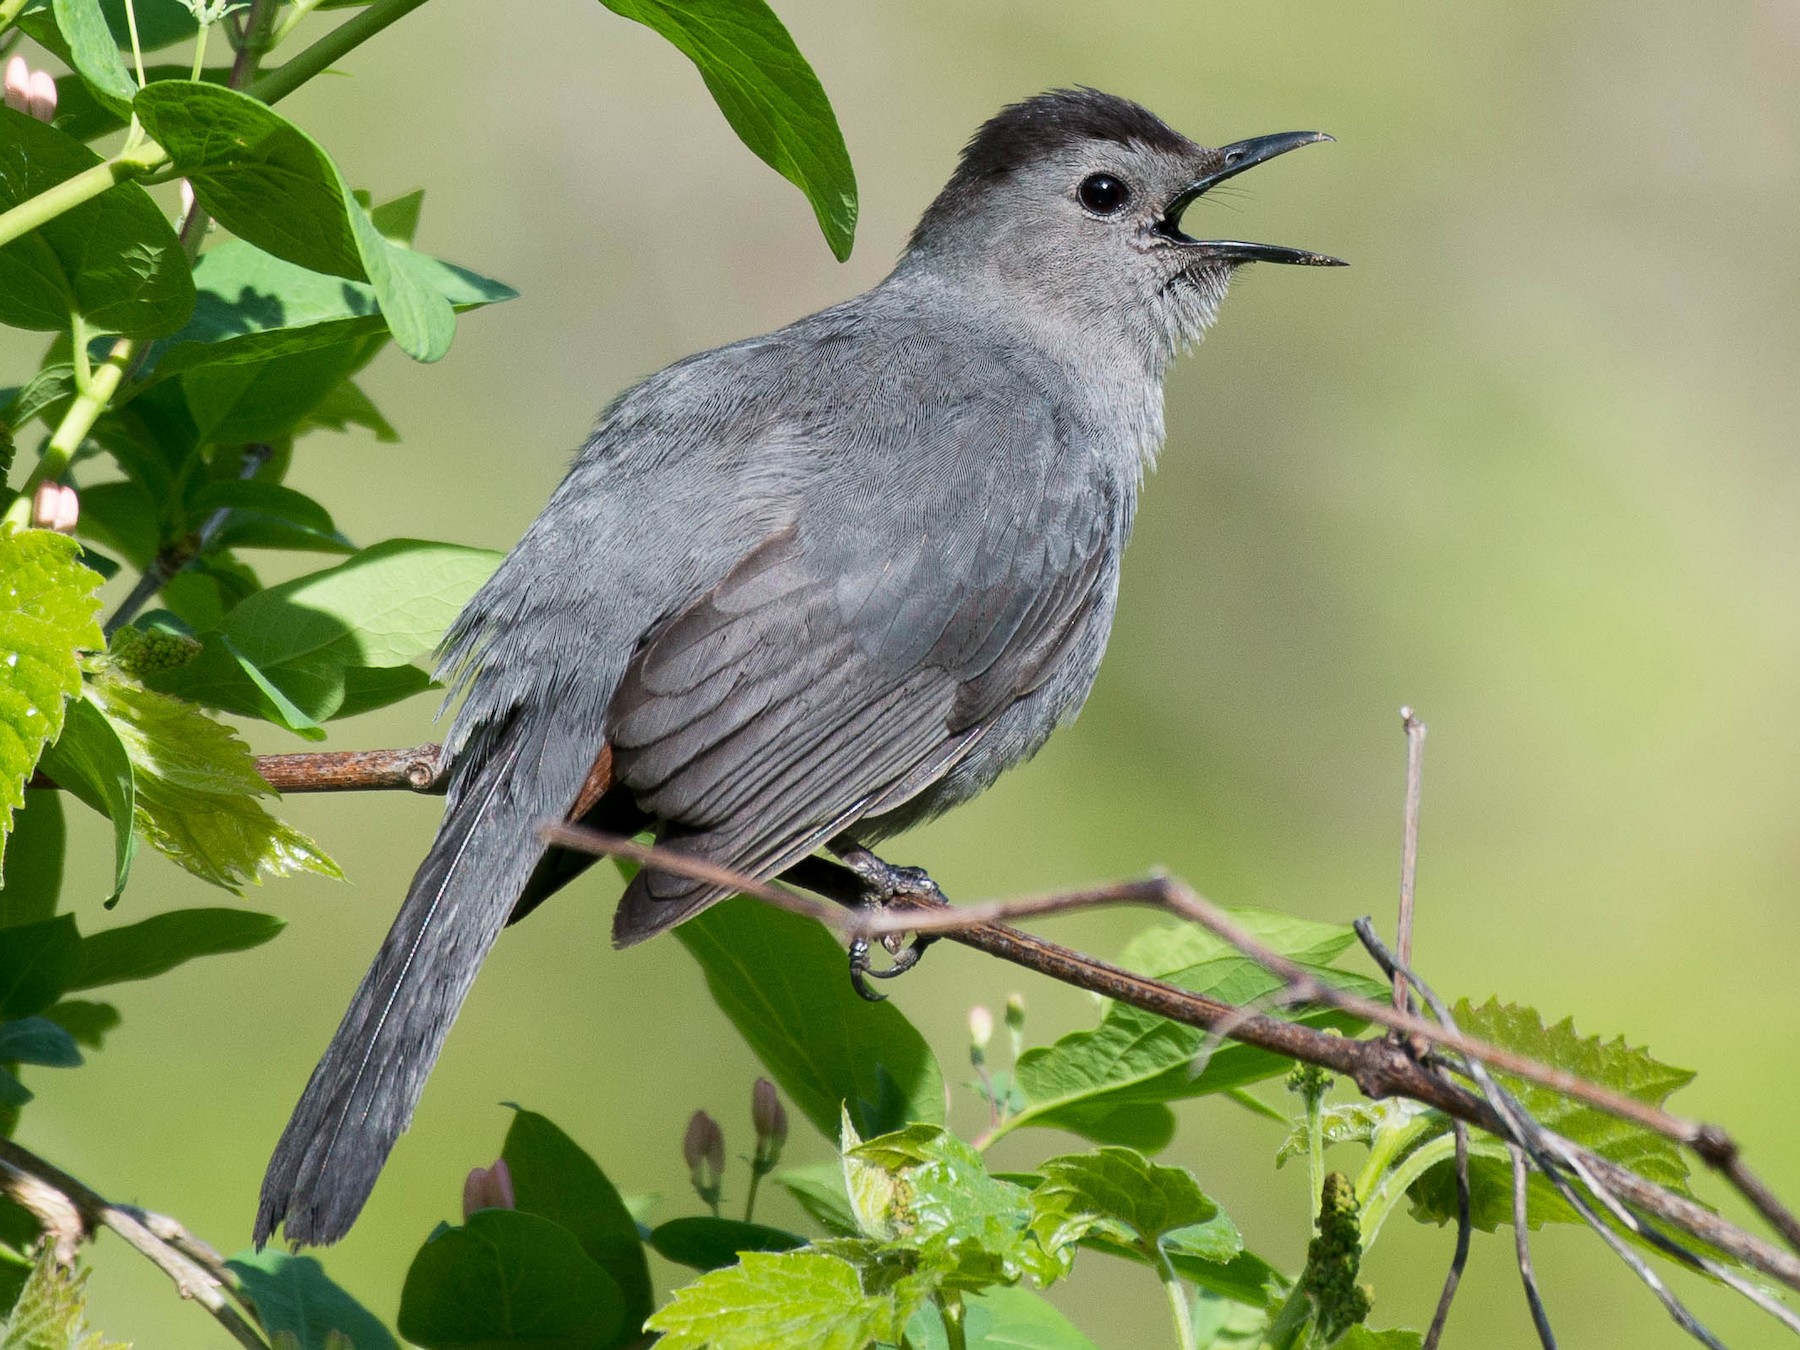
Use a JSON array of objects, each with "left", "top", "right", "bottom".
[
  {"left": 26, "top": 69, "right": 55, "bottom": 123},
  {"left": 3, "top": 57, "right": 28, "bottom": 114},
  {"left": 31, "top": 483, "right": 78, "bottom": 534},
  {"left": 683, "top": 1110, "right": 725, "bottom": 1184},
  {"left": 461, "top": 1158, "right": 515, "bottom": 1219},
  {"left": 751, "top": 1078, "right": 788, "bottom": 1165}
]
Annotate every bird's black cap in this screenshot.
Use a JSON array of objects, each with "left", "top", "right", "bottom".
[{"left": 952, "top": 87, "right": 1192, "bottom": 185}]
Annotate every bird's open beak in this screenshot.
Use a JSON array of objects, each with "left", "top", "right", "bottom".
[{"left": 1160, "top": 130, "right": 1346, "bottom": 266}]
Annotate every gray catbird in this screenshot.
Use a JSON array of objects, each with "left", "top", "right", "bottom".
[{"left": 255, "top": 87, "right": 1341, "bottom": 1247}]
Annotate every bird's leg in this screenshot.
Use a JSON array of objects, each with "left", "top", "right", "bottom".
[{"left": 778, "top": 847, "right": 945, "bottom": 1002}]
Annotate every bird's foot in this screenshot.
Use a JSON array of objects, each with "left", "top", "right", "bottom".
[{"left": 836, "top": 847, "right": 943, "bottom": 1002}]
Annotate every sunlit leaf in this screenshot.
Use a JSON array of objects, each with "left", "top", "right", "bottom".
[{"left": 645, "top": 1249, "right": 898, "bottom": 1350}]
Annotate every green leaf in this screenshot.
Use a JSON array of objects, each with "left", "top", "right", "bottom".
[
  {"left": 1, "top": 364, "right": 75, "bottom": 435},
  {"left": 899, "top": 1285, "right": 1102, "bottom": 1350},
  {"left": 596, "top": 0, "right": 856, "bottom": 260},
  {"left": 149, "top": 540, "right": 500, "bottom": 731},
  {"left": 85, "top": 675, "right": 340, "bottom": 891},
  {"left": 1027, "top": 1148, "right": 1221, "bottom": 1257},
  {"left": 144, "top": 237, "right": 514, "bottom": 378},
  {"left": 650, "top": 1216, "right": 806, "bottom": 1271},
  {"left": 0, "top": 792, "right": 64, "bottom": 929},
  {"left": 38, "top": 695, "right": 135, "bottom": 902},
  {"left": 1407, "top": 999, "right": 1697, "bottom": 1231},
  {"left": 0, "top": 1247, "right": 126, "bottom": 1349},
  {"left": 397, "top": 1208, "right": 625, "bottom": 1350},
  {"left": 1275, "top": 1103, "right": 1388, "bottom": 1168},
  {"left": 226, "top": 1249, "right": 398, "bottom": 1350},
  {"left": 132, "top": 82, "right": 457, "bottom": 361},
  {"left": 301, "top": 379, "right": 398, "bottom": 443},
  {"left": 42, "top": 999, "right": 119, "bottom": 1050},
  {"left": 0, "top": 108, "right": 195, "bottom": 336},
  {"left": 0, "top": 1016, "right": 81, "bottom": 1067},
  {"left": 645, "top": 1249, "right": 899, "bottom": 1350},
  {"left": 52, "top": 0, "right": 137, "bottom": 117},
  {"left": 0, "top": 916, "right": 80, "bottom": 1018},
  {"left": 98, "top": 0, "right": 199, "bottom": 50},
  {"left": 501, "top": 1106, "right": 653, "bottom": 1334},
  {"left": 675, "top": 895, "right": 944, "bottom": 1140},
  {"left": 843, "top": 1122, "right": 1061, "bottom": 1287},
  {"left": 776, "top": 1163, "right": 860, "bottom": 1237},
  {"left": 0, "top": 530, "right": 103, "bottom": 872},
  {"left": 182, "top": 343, "right": 367, "bottom": 447},
  {"left": 1002, "top": 916, "right": 1384, "bottom": 1145},
  {"left": 71, "top": 907, "right": 283, "bottom": 989},
  {"left": 187, "top": 481, "right": 353, "bottom": 555},
  {"left": 1332, "top": 1329, "right": 1424, "bottom": 1350}
]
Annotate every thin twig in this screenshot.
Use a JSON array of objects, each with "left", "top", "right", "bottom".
[
  {"left": 1394, "top": 707, "right": 1426, "bottom": 1013},
  {"left": 256, "top": 743, "right": 447, "bottom": 794},
  {"left": 1511, "top": 1143, "right": 1558, "bottom": 1350},
  {"left": 1422, "top": 1121, "right": 1470, "bottom": 1350},
  {"left": 0, "top": 1138, "right": 269, "bottom": 1349}
]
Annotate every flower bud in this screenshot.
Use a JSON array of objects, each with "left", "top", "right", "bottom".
[
  {"left": 4, "top": 58, "right": 57, "bottom": 123},
  {"left": 31, "top": 482, "right": 78, "bottom": 533},
  {"left": 683, "top": 1110, "right": 724, "bottom": 1186},
  {"left": 1004, "top": 993, "right": 1026, "bottom": 1058},
  {"left": 751, "top": 1078, "right": 788, "bottom": 1169},
  {"left": 461, "top": 1158, "right": 514, "bottom": 1219},
  {"left": 967, "top": 1004, "right": 993, "bottom": 1069}
]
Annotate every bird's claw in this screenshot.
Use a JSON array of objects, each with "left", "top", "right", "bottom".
[{"left": 837, "top": 850, "right": 944, "bottom": 999}]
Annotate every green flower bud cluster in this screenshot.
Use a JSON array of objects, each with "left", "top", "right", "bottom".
[
  {"left": 1302, "top": 1172, "right": 1372, "bottom": 1341},
  {"left": 109, "top": 625, "right": 202, "bottom": 677}
]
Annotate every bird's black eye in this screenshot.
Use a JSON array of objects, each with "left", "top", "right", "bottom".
[{"left": 1076, "top": 173, "right": 1130, "bottom": 215}]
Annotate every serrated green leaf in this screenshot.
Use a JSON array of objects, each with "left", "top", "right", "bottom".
[
  {"left": 651, "top": 1216, "right": 806, "bottom": 1272},
  {"left": 1332, "top": 1328, "right": 1424, "bottom": 1350},
  {"left": 226, "top": 1249, "right": 398, "bottom": 1350},
  {"left": 0, "top": 917, "right": 80, "bottom": 1018},
  {"left": 132, "top": 82, "right": 458, "bottom": 361},
  {"left": 645, "top": 1249, "right": 899, "bottom": 1350},
  {"left": 38, "top": 695, "right": 135, "bottom": 901},
  {"left": 84, "top": 675, "right": 339, "bottom": 891},
  {"left": 1028, "top": 1148, "right": 1221, "bottom": 1258},
  {"left": 0, "top": 530, "right": 103, "bottom": 873},
  {"left": 0, "top": 108, "right": 195, "bottom": 337},
  {"left": 844, "top": 1122, "right": 1062, "bottom": 1288},
  {"left": 51, "top": 0, "right": 136, "bottom": 117},
  {"left": 41, "top": 999, "right": 119, "bottom": 1050},
  {"left": 0, "top": 1016, "right": 81, "bottom": 1067},
  {"left": 71, "top": 906, "right": 283, "bottom": 988},
  {"left": 675, "top": 895, "right": 945, "bottom": 1140},
  {"left": 1275, "top": 1103, "right": 1390, "bottom": 1168},
  {"left": 0, "top": 1247, "right": 127, "bottom": 1349},
  {"left": 0, "top": 792, "right": 64, "bottom": 929},
  {"left": 1407, "top": 999, "right": 1697, "bottom": 1234},
  {"left": 397, "top": 1209, "right": 625, "bottom": 1349},
  {"left": 596, "top": 0, "right": 856, "bottom": 260},
  {"left": 501, "top": 1105, "right": 653, "bottom": 1333},
  {"left": 899, "top": 1285, "right": 1102, "bottom": 1350}
]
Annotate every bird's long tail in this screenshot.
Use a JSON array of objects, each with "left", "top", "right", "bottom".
[{"left": 254, "top": 728, "right": 548, "bottom": 1248}]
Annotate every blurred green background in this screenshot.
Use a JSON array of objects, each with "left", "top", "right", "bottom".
[{"left": 9, "top": 0, "right": 1800, "bottom": 1344}]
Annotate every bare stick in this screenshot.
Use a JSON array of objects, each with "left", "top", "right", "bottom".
[
  {"left": 0, "top": 1137, "right": 269, "bottom": 1349},
  {"left": 255, "top": 743, "right": 446, "bottom": 794},
  {"left": 1423, "top": 1121, "right": 1470, "bottom": 1350},
  {"left": 1511, "top": 1143, "right": 1557, "bottom": 1350},
  {"left": 1394, "top": 707, "right": 1426, "bottom": 1012}
]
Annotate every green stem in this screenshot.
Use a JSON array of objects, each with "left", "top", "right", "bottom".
[
  {"left": 189, "top": 16, "right": 210, "bottom": 82},
  {"left": 267, "top": 0, "right": 327, "bottom": 50},
  {"left": 4, "top": 338, "right": 135, "bottom": 528},
  {"left": 935, "top": 1291, "right": 967, "bottom": 1350},
  {"left": 0, "top": 143, "right": 168, "bottom": 254},
  {"left": 742, "top": 1168, "right": 763, "bottom": 1224},
  {"left": 0, "top": 0, "right": 29, "bottom": 35},
  {"left": 248, "top": 0, "right": 432, "bottom": 106},
  {"left": 1150, "top": 1243, "right": 1195, "bottom": 1350},
  {"left": 123, "top": 0, "right": 146, "bottom": 86},
  {"left": 1356, "top": 1131, "right": 1460, "bottom": 1250},
  {"left": 1305, "top": 1087, "right": 1325, "bottom": 1227}
]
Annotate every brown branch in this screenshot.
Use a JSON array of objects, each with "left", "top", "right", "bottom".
[
  {"left": 0, "top": 1137, "right": 269, "bottom": 1349},
  {"left": 254, "top": 743, "right": 446, "bottom": 794}
]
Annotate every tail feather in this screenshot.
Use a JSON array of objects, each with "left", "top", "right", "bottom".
[{"left": 256, "top": 731, "right": 544, "bottom": 1247}]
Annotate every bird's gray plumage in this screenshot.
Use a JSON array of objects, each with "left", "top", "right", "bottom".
[{"left": 256, "top": 87, "right": 1341, "bottom": 1247}]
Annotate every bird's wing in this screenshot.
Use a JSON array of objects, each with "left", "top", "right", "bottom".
[{"left": 606, "top": 397, "right": 1120, "bottom": 942}]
